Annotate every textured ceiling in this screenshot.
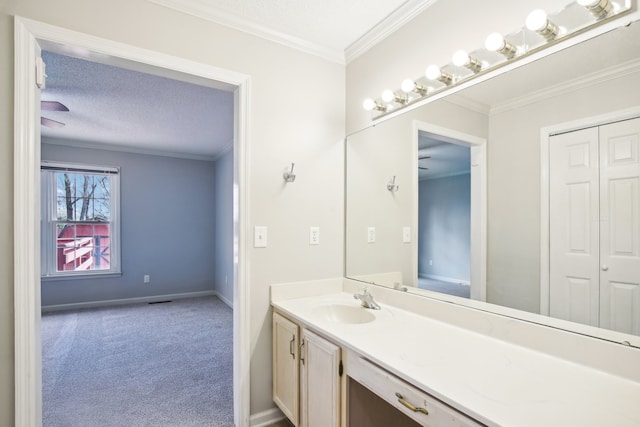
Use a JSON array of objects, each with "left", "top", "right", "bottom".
[
  {"left": 41, "top": 51, "right": 235, "bottom": 159},
  {"left": 418, "top": 133, "right": 470, "bottom": 181}
]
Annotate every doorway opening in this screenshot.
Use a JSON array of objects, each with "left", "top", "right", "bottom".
[
  {"left": 412, "top": 121, "right": 487, "bottom": 302},
  {"left": 14, "top": 17, "right": 251, "bottom": 426},
  {"left": 417, "top": 132, "right": 472, "bottom": 298},
  {"left": 38, "top": 48, "right": 236, "bottom": 425}
]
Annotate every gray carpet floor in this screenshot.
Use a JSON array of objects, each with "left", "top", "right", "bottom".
[
  {"left": 418, "top": 277, "right": 470, "bottom": 298},
  {"left": 41, "top": 296, "right": 233, "bottom": 427}
]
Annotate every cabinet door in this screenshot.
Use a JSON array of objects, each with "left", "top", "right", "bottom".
[
  {"left": 300, "top": 328, "right": 341, "bottom": 427},
  {"left": 273, "top": 312, "right": 299, "bottom": 425}
]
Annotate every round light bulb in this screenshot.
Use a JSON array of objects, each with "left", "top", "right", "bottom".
[
  {"left": 425, "top": 65, "right": 442, "bottom": 81},
  {"left": 526, "top": 9, "right": 549, "bottom": 32},
  {"left": 401, "top": 79, "right": 415, "bottom": 93},
  {"left": 452, "top": 50, "right": 470, "bottom": 67},
  {"left": 362, "top": 98, "right": 376, "bottom": 111},
  {"left": 381, "top": 89, "right": 395, "bottom": 103},
  {"left": 485, "top": 32, "right": 505, "bottom": 52},
  {"left": 577, "top": 0, "right": 599, "bottom": 6}
]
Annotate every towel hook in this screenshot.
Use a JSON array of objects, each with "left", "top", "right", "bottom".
[
  {"left": 283, "top": 162, "right": 296, "bottom": 183},
  {"left": 387, "top": 175, "right": 399, "bottom": 192}
]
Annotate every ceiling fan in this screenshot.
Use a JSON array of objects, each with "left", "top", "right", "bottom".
[
  {"left": 41, "top": 100, "right": 69, "bottom": 128},
  {"left": 418, "top": 155, "right": 430, "bottom": 170}
]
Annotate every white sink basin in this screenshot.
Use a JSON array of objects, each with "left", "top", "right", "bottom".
[{"left": 311, "top": 304, "right": 377, "bottom": 324}]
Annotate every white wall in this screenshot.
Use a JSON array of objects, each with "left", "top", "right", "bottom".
[{"left": 1, "top": 0, "right": 345, "bottom": 421}]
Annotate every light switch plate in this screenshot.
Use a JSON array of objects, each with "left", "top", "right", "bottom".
[
  {"left": 367, "top": 227, "right": 376, "bottom": 243},
  {"left": 254, "top": 226, "right": 268, "bottom": 248},
  {"left": 402, "top": 226, "right": 411, "bottom": 243}
]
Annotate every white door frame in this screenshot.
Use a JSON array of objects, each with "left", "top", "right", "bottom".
[
  {"left": 14, "top": 17, "right": 252, "bottom": 426},
  {"left": 539, "top": 106, "right": 640, "bottom": 316},
  {"left": 412, "top": 121, "right": 487, "bottom": 301}
]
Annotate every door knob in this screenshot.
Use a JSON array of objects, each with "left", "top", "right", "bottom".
[{"left": 601, "top": 265, "right": 609, "bottom": 271}]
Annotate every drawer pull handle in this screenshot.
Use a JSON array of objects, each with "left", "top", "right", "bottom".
[{"left": 395, "top": 392, "right": 429, "bottom": 415}]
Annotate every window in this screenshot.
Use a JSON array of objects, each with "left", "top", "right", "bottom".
[{"left": 41, "top": 162, "right": 121, "bottom": 278}]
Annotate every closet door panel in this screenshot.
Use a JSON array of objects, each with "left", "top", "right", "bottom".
[
  {"left": 599, "top": 118, "right": 640, "bottom": 335},
  {"left": 549, "top": 128, "right": 600, "bottom": 326}
]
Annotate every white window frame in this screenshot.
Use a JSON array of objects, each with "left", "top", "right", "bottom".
[{"left": 41, "top": 161, "right": 121, "bottom": 279}]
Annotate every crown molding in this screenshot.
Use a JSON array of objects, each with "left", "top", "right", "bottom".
[
  {"left": 42, "top": 137, "right": 230, "bottom": 162},
  {"left": 442, "top": 94, "right": 490, "bottom": 116},
  {"left": 345, "top": 0, "right": 439, "bottom": 64},
  {"left": 148, "top": 0, "right": 440, "bottom": 65},
  {"left": 491, "top": 57, "right": 640, "bottom": 115},
  {"left": 147, "top": 0, "right": 345, "bottom": 64}
]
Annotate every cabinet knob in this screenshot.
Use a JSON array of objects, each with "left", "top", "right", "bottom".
[{"left": 601, "top": 265, "right": 609, "bottom": 271}]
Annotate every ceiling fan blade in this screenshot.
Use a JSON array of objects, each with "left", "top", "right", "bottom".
[
  {"left": 41, "top": 117, "right": 66, "bottom": 128},
  {"left": 41, "top": 101, "right": 69, "bottom": 112}
]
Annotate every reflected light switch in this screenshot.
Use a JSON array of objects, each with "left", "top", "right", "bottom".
[
  {"left": 402, "top": 226, "right": 411, "bottom": 243},
  {"left": 254, "top": 226, "right": 268, "bottom": 248},
  {"left": 367, "top": 227, "right": 376, "bottom": 243}
]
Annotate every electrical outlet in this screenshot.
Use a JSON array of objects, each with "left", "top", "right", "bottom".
[
  {"left": 429, "top": 260, "right": 433, "bottom": 266},
  {"left": 309, "top": 226, "right": 320, "bottom": 245},
  {"left": 144, "top": 275, "right": 150, "bottom": 283},
  {"left": 367, "top": 227, "right": 376, "bottom": 243}
]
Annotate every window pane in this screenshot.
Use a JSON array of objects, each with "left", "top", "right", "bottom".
[
  {"left": 56, "top": 223, "right": 111, "bottom": 272},
  {"left": 55, "top": 172, "right": 111, "bottom": 221}
]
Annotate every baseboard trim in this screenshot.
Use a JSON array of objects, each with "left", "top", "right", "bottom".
[
  {"left": 420, "top": 274, "right": 470, "bottom": 286},
  {"left": 214, "top": 291, "right": 234, "bottom": 309},
  {"left": 41, "top": 290, "right": 217, "bottom": 312},
  {"left": 250, "top": 407, "right": 286, "bottom": 427}
]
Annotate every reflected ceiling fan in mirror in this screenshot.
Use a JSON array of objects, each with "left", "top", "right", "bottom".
[
  {"left": 418, "top": 155, "right": 430, "bottom": 170},
  {"left": 41, "top": 100, "right": 69, "bottom": 128}
]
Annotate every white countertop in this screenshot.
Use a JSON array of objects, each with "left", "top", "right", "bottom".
[{"left": 272, "top": 290, "right": 640, "bottom": 427}]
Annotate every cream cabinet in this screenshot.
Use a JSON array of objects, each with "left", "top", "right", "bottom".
[
  {"left": 273, "top": 312, "right": 342, "bottom": 427},
  {"left": 346, "top": 352, "right": 483, "bottom": 427},
  {"left": 273, "top": 312, "right": 300, "bottom": 424}
]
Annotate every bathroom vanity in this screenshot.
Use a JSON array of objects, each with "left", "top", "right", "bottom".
[{"left": 271, "top": 278, "right": 640, "bottom": 427}]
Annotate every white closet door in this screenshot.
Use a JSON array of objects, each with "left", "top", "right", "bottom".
[
  {"left": 599, "top": 117, "right": 640, "bottom": 335},
  {"left": 549, "top": 127, "right": 600, "bottom": 326}
]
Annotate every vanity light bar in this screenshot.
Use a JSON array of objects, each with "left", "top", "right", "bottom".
[
  {"left": 362, "top": 0, "right": 634, "bottom": 118},
  {"left": 578, "top": 0, "right": 613, "bottom": 19}
]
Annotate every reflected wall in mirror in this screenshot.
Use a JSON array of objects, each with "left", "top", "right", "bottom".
[{"left": 345, "top": 21, "right": 640, "bottom": 345}]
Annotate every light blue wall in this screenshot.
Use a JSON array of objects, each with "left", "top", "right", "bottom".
[
  {"left": 418, "top": 173, "right": 470, "bottom": 282},
  {"left": 41, "top": 141, "right": 221, "bottom": 307},
  {"left": 212, "top": 149, "right": 234, "bottom": 305}
]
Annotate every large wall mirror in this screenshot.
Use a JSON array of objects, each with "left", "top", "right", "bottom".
[{"left": 345, "top": 14, "right": 640, "bottom": 347}]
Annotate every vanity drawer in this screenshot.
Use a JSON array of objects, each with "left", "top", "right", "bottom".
[{"left": 348, "top": 356, "right": 483, "bottom": 427}]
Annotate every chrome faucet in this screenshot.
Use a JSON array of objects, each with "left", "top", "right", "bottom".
[{"left": 354, "top": 288, "right": 380, "bottom": 310}]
